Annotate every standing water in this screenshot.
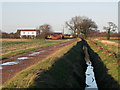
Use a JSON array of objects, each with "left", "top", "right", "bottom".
[
  {"left": 83, "top": 46, "right": 98, "bottom": 90},
  {"left": 29, "top": 50, "right": 46, "bottom": 56},
  {"left": 85, "top": 63, "right": 98, "bottom": 90},
  {"left": 29, "top": 52, "right": 40, "bottom": 56},
  {"left": 17, "top": 57, "right": 29, "bottom": 60},
  {"left": 0, "top": 66, "right": 2, "bottom": 69},
  {"left": 0, "top": 61, "right": 19, "bottom": 66}
]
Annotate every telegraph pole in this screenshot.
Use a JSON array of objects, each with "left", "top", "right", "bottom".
[{"left": 63, "top": 26, "right": 64, "bottom": 35}]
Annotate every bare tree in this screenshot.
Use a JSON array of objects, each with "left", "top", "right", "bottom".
[
  {"left": 65, "top": 16, "right": 97, "bottom": 39},
  {"left": 78, "top": 17, "right": 97, "bottom": 38},
  {"left": 39, "top": 24, "right": 52, "bottom": 39},
  {"left": 65, "top": 16, "right": 82, "bottom": 35},
  {"left": 103, "top": 22, "right": 117, "bottom": 40}
]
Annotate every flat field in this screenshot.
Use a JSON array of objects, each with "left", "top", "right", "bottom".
[
  {"left": 109, "top": 39, "right": 120, "bottom": 44},
  {"left": 1, "top": 39, "right": 73, "bottom": 60}
]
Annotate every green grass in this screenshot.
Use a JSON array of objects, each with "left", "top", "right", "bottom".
[
  {"left": 2, "top": 40, "right": 80, "bottom": 88},
  {"left": 94, "top": 40, "right": 118, "bottom": 54},
  {"left": 2, "top": 39, "right": 73, "bottom": 60},
  {"left": 109, "top": 39, "right": 120, "bottom": 44},
  {"left": 88, "top": 40, "right": 119, "bottom": 86},
  {"left": 2, "top": 39, "right": 120, "bottom": 88}
]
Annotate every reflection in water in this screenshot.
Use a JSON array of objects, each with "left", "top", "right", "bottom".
[
  {"left": 29, "top": 52, "right": 40, "bottom": 56},
  {"left": 85, "top": 64, "right": 98, "bottom": 90},
  {"left": 17, "top": 57, "right": 29, "bottom": 60},
  {"left": 1, "top": 61, "right": 19, "bottom": 66},
  {"left": 0, "top": 66, "right": 2, "bottom": 69},
  {"left": 54, "top": 46, "right": 56, "bottom": 47},
  {"left": 29, "top": 50, "right": 46, "bottom": 56},
  {"left": 39, "top": 50, "right": 46, "bottom": 53}
]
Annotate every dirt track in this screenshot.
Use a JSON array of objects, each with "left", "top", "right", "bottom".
[{"left": 1, "top": 39, "right": 78, "bottom": 84}]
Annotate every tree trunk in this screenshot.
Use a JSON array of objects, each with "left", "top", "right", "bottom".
[
  {"left": 107, "top": 29, "right": 110, "bottom": 40},
  {"left": 84, "top": 34, "right": 87, "bottom": 39}
]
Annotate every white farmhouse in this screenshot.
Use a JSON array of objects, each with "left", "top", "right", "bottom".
[{"left": 18, "top": 29, "right": 39, "bottom": 38}]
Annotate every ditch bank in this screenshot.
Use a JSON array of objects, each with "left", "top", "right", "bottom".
[
  {"left": 28, "top": 40, "right": 120, "bottom": 89},
  {"left": 2, "top": 40, "right": 120, "bottom": 89},
  {"left": 88, "top": 40, "right": 120, "bottom": 89}
]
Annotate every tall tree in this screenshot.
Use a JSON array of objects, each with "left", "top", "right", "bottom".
[
  {"left": 39, "top": 24, "right": 52, "bottom": 39},
  {"left": 103, "top": 22, "right": 117, "bottom": 40},
  {"left": 65, "top": 16, "right": 97, "bottom": 39}
]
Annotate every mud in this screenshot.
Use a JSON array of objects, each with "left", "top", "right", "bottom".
[{"left": 1, "top": 39, "right": 77, "bottom": 84}]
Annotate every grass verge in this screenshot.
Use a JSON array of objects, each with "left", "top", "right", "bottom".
[
  {"left": 94, "top": 40, "right": 118, "bottom": 53},
  {"left": 2, "top": 39, "right": 73, "bottom": 60},
  {"left": 109, "top": 39, "right": 120, "bottom": 44},
  {"left": 88, "top": 40, "right": 119, "bottom": 86}
]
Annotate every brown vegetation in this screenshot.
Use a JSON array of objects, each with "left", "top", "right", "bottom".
[{"left": 88, "top": 32, "right": 120, "bottom": 38}]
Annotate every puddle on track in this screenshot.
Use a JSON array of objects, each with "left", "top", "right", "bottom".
[
  {"left": 0, "top": 66, "right": 2, "bottom": 69},
  {"left": 0, "top": 50, "right": 46, "bottom": 69},
  {"left": 54, "top": 46, "right": 56, "bottom": 48},
  {"left": 17, "top": 57, "right": 29, "bottom": 60},
  {"left": 29, "top": 50, "right": 46, "bottom": 56},
  {"left": 39, "top": 50, "right": 46, "bottom": 53},
  {"left": 1, "top": 61, "right": 19, "bottom": 66},
  {"left": 29, "top": 52, "right": 40, "bottom": 56},
  {"left": 59, "top": 44, "right": 65, "bottom": 46},
  {"left": 8, "top": 69, "right": 14, "bottom": 72}
]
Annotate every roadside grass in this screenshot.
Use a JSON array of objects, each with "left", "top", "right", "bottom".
[
  {"left": 88, "top": 40, "right": 119, "bottom": 86},
  {"left": 1, "top": 39, "right": 73, "bottom": 60}
]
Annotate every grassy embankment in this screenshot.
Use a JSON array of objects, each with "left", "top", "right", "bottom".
[
  {"left": 94, "top": 40, "right": 118, "bottom": 54},
  {"left": 2, "top": 39, "right": 120, "bottom": 88},
  {"left": 1, "top": 39, "right": 73, "bottom": 60},
  {"left": 109, "top": 39, "right": 120, "bottom": 44},
  {"left": 88, "top": 39, "right": 120, "bottom": 86},
  {"left": 2, "top": 39, "right": 83, "bottom": 88}
]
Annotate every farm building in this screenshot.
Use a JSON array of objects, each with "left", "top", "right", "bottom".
[
  {"left": 47, "top": 32, "right": 63, "bottom": 39},
  {"left": 63, "top": 34, "right": 74, "bottom": 39},
  {"left": 17, "top": 29, "right": 40, "bottom": 38}
]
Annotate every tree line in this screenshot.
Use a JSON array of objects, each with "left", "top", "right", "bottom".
[
  {"left": 1, "top": 24, "right": 52, "bottom": 39},
  {"left": 1, "top": 15, "right": 118, "bottom": 40},
  {"left": 65, "top": 16, "right": 118, "bottom": 40}
]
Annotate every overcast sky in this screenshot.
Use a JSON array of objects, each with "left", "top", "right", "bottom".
[{"left": 1, "top": 1, "right": 118, "bottom": 33}]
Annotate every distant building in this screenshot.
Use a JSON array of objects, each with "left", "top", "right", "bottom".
[
  {"left": 47, "top": 32, "right": 63, "bottom": 39},
  {"left": 17, "top": 29, "right": 39, "bottom": 38}
]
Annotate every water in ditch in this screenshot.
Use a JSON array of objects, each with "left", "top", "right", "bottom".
[{"left": 85, "top": 64, "right": 98, "bottom": 90}]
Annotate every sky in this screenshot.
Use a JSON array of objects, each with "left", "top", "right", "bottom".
[{"left": 0, "top": 1, "right": 118, "bottom": 34}]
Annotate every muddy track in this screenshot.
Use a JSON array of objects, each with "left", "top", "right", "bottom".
[{"left": 1, "top": 39, "right": 78, "bottom": 84}]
